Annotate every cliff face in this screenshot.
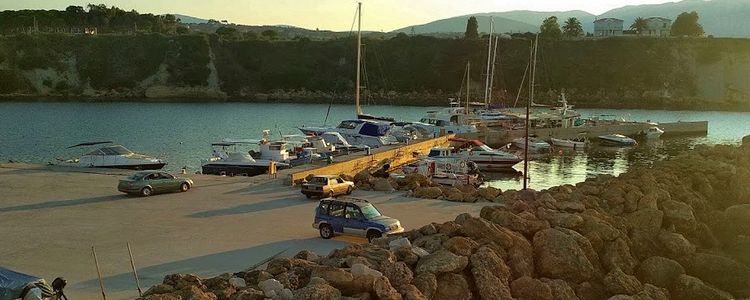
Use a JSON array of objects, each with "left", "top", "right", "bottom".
[{"left": 0, "top": 34, "right": 749, "bottom": 110}]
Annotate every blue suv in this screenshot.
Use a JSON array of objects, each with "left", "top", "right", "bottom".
[{"left": 313, "top": 197, "right": 404, "bottom": 242}]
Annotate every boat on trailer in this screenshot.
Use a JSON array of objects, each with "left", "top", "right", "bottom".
[{"left": 59, "top": 141, "right": 166, "bottom": 170}]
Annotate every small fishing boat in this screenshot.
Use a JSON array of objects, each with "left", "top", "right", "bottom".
[
  {"left": 637, "top": 126, "right": 664, "bottom": 139},
  {"left": 428, "top": 138, "right": 522, "bottom": 171},
  {"left": 512, "top": 137, "right": 551, "bottom": 152},
  {"left": 598, "top": 134, "right": 638, "bottom": 146},
  {"left": 59, "top": 141, "right": 166, "bottom": 170},
  {"left": 550, "top": 137, "right": 588, "bottom": 149},
  {"left": 402, "top": 158, "right": 483, "bottom": 187}
]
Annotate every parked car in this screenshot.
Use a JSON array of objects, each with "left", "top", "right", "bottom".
[
  {"left": 313, "top": 197, "right": 404, "bottom": 242},
  {"left": 117, "top": 171, "right": 193, "bottom": 197},
  {"left": 301, "top": 175, "right": 355, "bottom": 199}
]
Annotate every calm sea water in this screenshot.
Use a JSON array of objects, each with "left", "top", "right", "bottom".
[{"left": 1, "top": 102, "right": 748, "bottom": 190}]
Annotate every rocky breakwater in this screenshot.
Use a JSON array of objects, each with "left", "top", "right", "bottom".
[{"left": 139, "top": 143, "right": 750, "bottom": 299}]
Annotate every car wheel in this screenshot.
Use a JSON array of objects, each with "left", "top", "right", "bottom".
[
  {"left": 346, "top": 187, "right": 353, "bottom": 195},
  {"left": 305, "top": 193, "right": 312, "bottom": 199},
  {"left": 319, "top": 224, "right": 333, "bottom": 239},
  {"left": 180, "top": 182, "right": 190, "bottom": 192},
  {"left": 367, "top": 230, "right": 382, "bottom": 243},
  {"left": 140, "top": 187, "right": 152, "bottom": 197}
]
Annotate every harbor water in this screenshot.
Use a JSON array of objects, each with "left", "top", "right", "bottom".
[{"left": 1, "top": 102, "right": 749, "bottom": 190}]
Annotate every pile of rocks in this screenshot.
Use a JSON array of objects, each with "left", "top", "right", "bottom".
[
  {"left": 353, "top": 171, "right": 504, "bottom": 203},
  {"left": 140, "top": 144, "right": 750, "bottom": 300}
]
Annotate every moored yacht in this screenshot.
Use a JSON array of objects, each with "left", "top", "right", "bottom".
[
  {"left": 512, "top": 137, "right": 551, "bottom": 152},
  {"left": 201, "top": 141, "right": 289, "bottom": 176},
  {"left": 401, "top": 158, "right": 483, "bottom": 187},
  {"left": 418, "top": 107, "right": 479, "bottom": 135},
  {"left": 59, "top": 141, "right": 166, "bottom": 170},
  {"left": 429, "top": 138, "right": 522, "bottom": 171},
  {"left": 598, "top": 134, "right": 638, "bottom": 146},
  {"left": 299, "top": 119, "right": 399, "bottom": 148}
]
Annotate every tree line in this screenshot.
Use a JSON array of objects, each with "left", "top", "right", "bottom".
[{"left": 0, "top": 4, "right": 183, "bottom": 34}]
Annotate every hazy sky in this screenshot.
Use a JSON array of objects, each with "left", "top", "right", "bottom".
[{"left": 2, "top": 0, "right": 678, "bottom": 31}]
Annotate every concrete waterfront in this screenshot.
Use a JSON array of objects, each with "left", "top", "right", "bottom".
[{"left": 0, "top": 163, "right": 491, "bottom": 300}]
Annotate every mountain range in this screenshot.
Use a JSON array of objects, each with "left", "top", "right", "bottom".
[{"left": 391, "top": 0, "right": 750, "bottom": 37}]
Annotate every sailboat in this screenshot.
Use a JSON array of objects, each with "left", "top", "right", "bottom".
[{"left": 353, "top": 3, "right": 394, "bottom": 122}]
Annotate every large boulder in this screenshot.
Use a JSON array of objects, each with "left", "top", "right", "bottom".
[
  {"left": 293, "top": 277, "right": 342, "bottom": 300},
  {"left": 470, "top": 246, "right": 513, "bottom": 299},
  {"left": 412, "top": 272, "right": 437, "bottom": 300},
  {"left": 372, "top": 178, "right": 396, "bottom": 192},
  {"left": 656, "top": 230, "right": 695, "bottom": 259},
  {"left": 533, "top": 228, "right": 595, "bottom": 283},
  {"left": 672, "top": 275, "right": 733, "bottom": 300},
  {"left": 434, "top": 273, "right": 472, "bottom": 300},
  {"left": 603, "top": 269, "right": 643, "bottom": 295},
  {"left": 176, "top": 286, "right": 216, "bottom": 300},
  {"left": 625, "top": 209, "right": 663, "bottom": 238},
  {"left": 382, "top": 261, "right": 413, "bottom": 289},
  {"left": 413, "top": 187, "right": 443, "bottom": 199},
  {"left": 397, "top": 284, "right": 428, "bottom": 300},
  {"left": 634, "top": 256, "right": 685, "bottom": 289},
  {"left": 459, "top": 216, "right": 514, "bottom": 249},
  {"left": 539, "top": 278, "right": 579, "bottom": 300},
  {"left": 680, "top": 253, "right": 750, "bottom": 297},
  {"left": 481, "top": 206, "right": 550, "bottom": 238},
  {"left": 373, "top": 276, "right": 402, "bottom": 300},
  {"left": 659, "top": 200, "right": 697, "bottom": 232},
  {"left": 443, "top": 236, "right": 479, "bottom": 257},
  {"left": 724, "top": 204, "right": 750, "bottom": 237},
  {"left": 510, "top": 276, "right": 553, "bottom": 300},
  {"left": 600, "top": 238, "right": 637, "bottom": 275},
  {"left": 415, "top": 249, "right": 468, "bottom": 274},
  {"left": 633, "top": 284, "right": 669, "bottom": 300},
  {"left": 575, "top": 281, "right": 607, "bottom": 300},
  {"left": 476, "top": 187, "right": 502, "bottom": 201}
]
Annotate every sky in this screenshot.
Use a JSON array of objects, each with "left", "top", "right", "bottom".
[{"left": 1, "top": 0, "right": 679, "bottom": 31}]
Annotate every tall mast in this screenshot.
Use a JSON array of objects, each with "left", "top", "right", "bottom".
[
  {"left": 488, "top": 35, "right": 499, "bottom": 107},
  {"left": 523, "top": 35, "right": 539, "bottom": 191},
  {"left": 466, "top": 61, "right": 470, "bottom": 113},
  {"left": 355, "top": 2, "right": 363, "bottom": 116},
  {"left": 483, "top": 17, "right": 493, "bottom": 109}
]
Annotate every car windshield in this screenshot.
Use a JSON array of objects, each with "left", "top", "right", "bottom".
[
  {"left": 311, "top": 177, "right": 329, "bottom": 184},
  {"left": 126, "top": 173, "right": 145, "bottom": 180},
  {"left": 359, "top": 204, "right": 382, "bottom": 219}
]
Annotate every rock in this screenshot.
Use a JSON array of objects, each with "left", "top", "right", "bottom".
[
  {"left": 470, "top": 246, "right": 513, "bottom": 300},
  {"left": 351, "top": 263, "right": 382, "bottom": 278},
  {"left": 633, "top": 284, "right": 669, "bottom": 300},
  {"left": 412, "top": 272, "right": 437, "bottom": 300},
  {"left": 279, "top": 288, "right": 293, "bottom": 300},
  {"left": 397, "top": 284, "right": 428, "bottom": 300},
  {"left": 413, "top": 187, "right": 443, "bottom": 199},
  {"left": 603, "top": 269, "right": 643, "bottom": 295},
  {"left": 680, "top": 252, "right": 750, "bottom": 297},
  {"left": 372, "top": 178, "right": 396, "bottom": 192},
  {"left": 418, "top": 224, "right": 438, "bottom": 236},
  {"left": 293, "top": 277, "right": 342, "bottom": 300},
  {"left": 634, "top": 256, "right": 685, "bottom": 289},
  {"left": 672, "top": 275, "right": 733, "bottom": 300},
  {"left": 258, "top": 279, "right": 283, "bottom": 297},
  {"left": 163, "top": 274, "right": 205, "bottom": 291},
  {"left": 578, "top": 213, "right": 621, "bottom": 242},
  {"left": 373, "top": 276, "right": 402, "bottom": 300},
  {"left": 601, "top": 238, "right": 637, "bottom": 274},
  {"left": 554, "top": 200, "right": 587, "bottom": 213},
  {"left": 476, "top": 187, "right": 501, "bottom": 200},
  {"left": 143, "top": 284, "right": 176, "bottom": 296},
  {"left": 575, "top": 281, "right": 607, "bottom": 300},
  {"left": 607, "top": 296, "right": 633, "bottom": 300},
  {"left": 140, "top": 294, "right": 182, "bottom": 300},
  {"left": 625, "top": 209, "right": 663, "bottom": 238},
  {"left": 656, "top": 230, "right": 695, "bottom": 259},
  {"left": 443, "top": 236, "right": 479, "bottom": 256},
  {"left": 507, "top": 238, "right": 535, "bottom": 279},
  {"left": 557, "top": 228, "right": 602, "bottom": 275},
  {"left": 443, "top": 188, "right": 468, "bottom": 202},
  {"left": 176, "top": 285, "right": 216, "bottom": 300},
  {"left": 637, "top": 193, "right": 658, "bottom": 210},
  {"left": 228, "top": 277, "right": 245, "bottom": 289},
  {"left": 459, "top": 216, "right": 514, "bottom": 249},
  {"left": 266, "top": 258, "right": 292, "bottom": 275},
  {"left": 541, "top": 210, "right": 584, "bottom": 229},
  {"left": 539, "top": 278, "right": 579, "bottom": 300},
  {"left": 659, "top": 200, "right": 697, "bottom": 232},
  {"left": 394, "top": 247, "right": 420, "bottom": 266},
  {"left": 382, "top": 262, "right": 413, "bottom": 289},
  {"left": 481, "top": 206, "right": 550, "bottom": 238},
  {"left": 724, "top": 204, "right": 750, "bottom": 237},
  {"left": 243, "top": 270, "right": 272, "bottom": 286},
  {"left": 294, "top": 250, "right": 320, "bottom": 262},
  {"left": 434, "top": 273, "right": 472, "bottom": 300},
  {"left": 232, "top": 288, "right": 265, "bottom": 300},
  {"left": 310, "top": 265, "right": 356, "bottom": 293},
  {"left": 388, "top": 237, "right": 412, "bottom": 251},
  {"left": 533, "top": 228, "right": 595, "bottom": 283},
  {"left": 412, "top": 233, "right": 448, "bottom": 253},
  {"left": 437, "top": 221, "right": 462, "bottom": 237},
  {"left": 510, "top": 276, "right": 553, "bottom": 300},
  {"left": 415, "top": 249, "right": 468, "bottom": 274}
]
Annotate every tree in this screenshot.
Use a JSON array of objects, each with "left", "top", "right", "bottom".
[
  {"left": 176, "top": 26, "right": 189, "bottom": 34},
  {"left": 562, "top": 17, "right": 583, "bottom": 37},
  {"left": 671, "top": 11, "right": 704, "bottom": 37},
  {"left": 540, "top": 16, "right": 562, "bottom": 39},
  {"left": 261, "top": 29, "right": 278, "bottom": 40},
  {"left": 630, "top": 17, "right": 648, "bottom": 36},
  {"left": 464, "top": 16, "right": 479, "bottom": 39},
  {"left": 215, "top": 26, "right": 237, "bottom": 40}
]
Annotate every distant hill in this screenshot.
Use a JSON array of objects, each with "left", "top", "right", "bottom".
[
  {"left": 173, "top": 14, "right": 209, "bottom": 24},
  {"left": 600, "top": 0, "right": 750, "bottom": 37},
  {"left": 394, "top": 0, "right": 750, "bottom": 37},
  {"left": 393, "top": 10, "right": 596, "bottom": 35}
]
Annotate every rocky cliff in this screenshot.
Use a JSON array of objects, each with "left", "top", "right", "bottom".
[{"left": 1, "top": 34, "right": 750, "bottom": 110}]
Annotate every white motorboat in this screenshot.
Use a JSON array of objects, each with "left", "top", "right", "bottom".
[
  {"left": 512, "top": 137, "right": 551, "bottom": 152},
  {"left": 598, "top": 134, "right": 638, "bottom": 146},
  {"left": 59, "top": 141, "right": 166, "bottom": 170},
  {"left": 550, "top": 137, "right": 588, "bottom": 149},
  {"left": 418, "top": 107, "right": 479, "bottom": 136},
  {"left": 201, "top": 141, "right": 289, "bottom": 176},
  {"left": 428, "top": 138, "right": 522, "bottom": 171},
  {"left": 637, "top": 126, "right": 664, "bottom": 139},
  {"left": 299, "top": 119, "right": 399, "bottom": 148},
  {"left": 402, "top": 158, "right": 483, "bottom": 187}
]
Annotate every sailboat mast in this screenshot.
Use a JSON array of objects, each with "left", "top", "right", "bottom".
[
  {"left": 466, "top": 61, "right": 470, "bottom": 113},
  {"left": 483, "top": 17, "right": 493, "bottom": 109},
  {"left": 523, "top": 35, "right": 539, "bottom": 191},
  {"left": 355, "top": 2, "right": 363, "bottom": 116},
  {"left": 488, "top": 35, "right": 499, "bottom": 107}
]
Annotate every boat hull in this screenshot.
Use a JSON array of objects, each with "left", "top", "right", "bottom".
[
  {"left": 550, "top": 138, "right": 587, "bottom": 149},
  {"left": 599, "top": 138, "right": 637, "bottom": 146},
  {"left": 473, "top": 160, "right": 522, "bottom": 171},
  {"left": 201, "top": 164, "right": 269, "bottom": 177}
]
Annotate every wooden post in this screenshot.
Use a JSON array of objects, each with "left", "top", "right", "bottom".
[
  {"left": 127, "top": 242, "right": 143, "bottom": 296},
  {"left": 92, "top": 246, "right": 107, "bottom": 300}
]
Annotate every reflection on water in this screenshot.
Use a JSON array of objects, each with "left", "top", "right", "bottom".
[{"left": 486, "top": 137, "right": 705, "bottom": 191}]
